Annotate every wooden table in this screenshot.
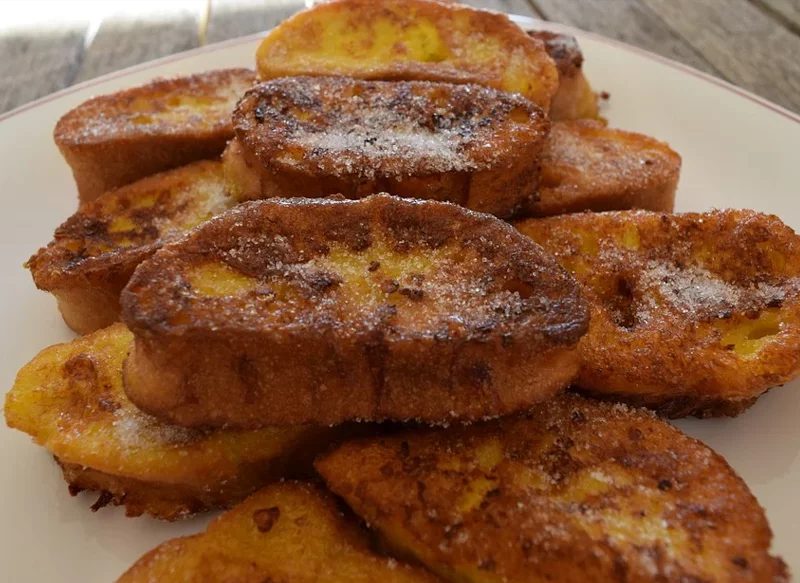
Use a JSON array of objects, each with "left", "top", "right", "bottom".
[{"left": 1, "top": 0, "right": 798, "bottom": 115}]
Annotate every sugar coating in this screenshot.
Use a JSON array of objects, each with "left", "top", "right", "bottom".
[
  {"left": 637, "top": 261, "right": 792, "bottom": 323},
  {"left": 234, "top": 76, "right": 545, "bottom": 180}
]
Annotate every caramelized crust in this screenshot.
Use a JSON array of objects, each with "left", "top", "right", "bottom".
[
  {"left": 516, "top": 210, "right": 800, "bottom": 417},
  {"left": 527, "top": 120, "right": 681, "bottom": 217},
  {"left": 118, "top": 482, "right": 438, "bottom": 583},
  {"left": 255, "top": 0, "right": 558, "bottom": 110},
  {"left": 121, "top": 195, "right": 588, "bottom": 428},
  {"left": 3, "top": 324, "right": 342, "bottom": 520},
  {"left": 529, "top": 31, "right": 600, "bottom": 121},
  {"left": 27, "top": 161, "right": 234, "bottom": 334},
  {"left": 54, "top": 68, "right": 254, "bottom": 202},
  {"left": 317, "top": 394, "right": 787, "bottom": 583},
  {"left": 227, "top": 76, "right": 549, "bottom": 218}
]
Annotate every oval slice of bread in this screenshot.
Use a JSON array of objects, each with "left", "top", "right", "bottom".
[
  {"left": 317, "top": 393, "right": 787, "bottom": 583},
  {"left": 3, "top": 324, "right": 345, "bottom": 520},
  {"left": 516, "top": 209, "right": 800, "bottom": 417},
  {"left": 529, "top": 120, "right": 681, "bottom": 217},
  {"left": 121, "top": 195, "right": 588, "bottom": 428},
  {"left": 255, "top": 0, "right": 558, "bottom": 110},
  {"left": 27, "top": 161, "right": 235, "bottom": 334},
  {"left": 54, "top": 68, "right": 254, "bottom": 202},
  {"left": 117, "top": 482, "right": 437, "bottom": 583},
  {"left": 226, "top": 76, "right": 549, "bottom": 218}
]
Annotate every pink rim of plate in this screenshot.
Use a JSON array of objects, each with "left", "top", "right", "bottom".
[{"left": 0, "top": 16, "right": 797, "bottom": 125}]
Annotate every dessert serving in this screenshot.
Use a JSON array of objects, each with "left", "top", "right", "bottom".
[{"left": 4, "top": 0, "right": 796, "bottom": 580}]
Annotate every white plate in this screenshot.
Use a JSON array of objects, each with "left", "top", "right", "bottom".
[{"left": 1, "top": 15, "right": 799, "bottom": 581}]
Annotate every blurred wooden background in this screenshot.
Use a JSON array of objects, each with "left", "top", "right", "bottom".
[{"left": 1, "top": 0, "right": 798, "bottom": 114}]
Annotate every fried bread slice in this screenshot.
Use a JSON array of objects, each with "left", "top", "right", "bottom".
[
  {"left": 27, "top": 161, "right": 235, "bottom": 334},
  {"left": 54, "top": 68, "right": 254, "bottom": 202},
  {"left": 121, "top": 194, "right": 588, "bottom": 428},
  {"left": 225, "top": 76, "right": 549, "bottom": 218},
  {"left": 255, "top": 0, "right": 558, "bottom": 110},
  {"left": 529, "top": 31, "right": 600, "bottom": 121},
  {"left": 528, "top": 120, "right": 681, "bottom": 217},
  {"left": 4, "top": 324, "right": 342, "bottom": 520},
  {"left": 317, "top": 393, "right": 788, "bottom": 583},
  {"left": 516, "top": 210, "right": 800, "bottom": 417},
  {"left": 118, "top": 482, "right": 438, "bottom": 582}
]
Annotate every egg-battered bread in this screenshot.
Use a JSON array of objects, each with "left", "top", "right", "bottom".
[
  {"left": 255, "top": 0, "right": 558, "bottom": 110},
  {"left": 121, "top": 195, "right": 588, "bottom": 428},
  {"left": 54, "top": 68, "right": 254, "bottom": 202},
  {"left": 27, "top": 161, "right": 235, "bottom": 334},
  {"left": 225, "top": 76, "right": 549, "bottom": 218},
  {"left": 530, "top": 120, "right": 681, "bottom": 217},
  {"left": 317, "top": 393, "right": 787, "bottom": 583},
  {"left": 4, "top": 324, "right": 342, "bottom": 520},
  {"left": 529, "top": 31, "right": 600, "bottom": 121},
  {"left": 516, "top": 210, "right": 800, "bottom": 416}
]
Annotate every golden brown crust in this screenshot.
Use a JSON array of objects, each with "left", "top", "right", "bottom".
[
  {"left": 117, "top": 482, "right": 438, "bottom": 583},
  {"left": 515, "top": 210, "right": 800, "bottom": 417},
  {"left": 317, "top": 393, "right": 787, "bottom": 583},
  {"left": 3, "top": 324, "right": 344, "bottom": 520},
  {"left": 524, "top": 120, "right": 681, "bottom": 217},
  {"left": 227, "top": 76, "right": 549, "bottom": 219},
  {"left": 256, "top": 0, "right": 558, "bottom": 110},
  {"left": 26, "top": 161, "right": 233, "bottom": 334},
  {"left": 54, "top": 68, "right": 254, "bottom": 202},
  {"left": 121, "top": 195, "right": 588, "bottom": 428},
  {"left": 529, "top": 31, "right": 600, "bottom": 121}
]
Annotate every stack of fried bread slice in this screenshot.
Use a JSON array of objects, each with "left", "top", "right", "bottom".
[
  {"left": 30, "top": 113, "right": 681, "bottom": 336},
  {"left": 516, "top": 210, "right": 800, "bottom": 417},
  {"left": 4, "top": 324, "right": 349, "bottom": 519},
  {"left": 7, "top": 0, "right": 794, "bottom": 580},
  {"left": 55, "top": 68, "right": 254, "bottom": 202}
]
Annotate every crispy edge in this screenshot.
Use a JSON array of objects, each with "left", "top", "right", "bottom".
[{"left": 255, "top": 0, "right": 559, "bottom": 110}]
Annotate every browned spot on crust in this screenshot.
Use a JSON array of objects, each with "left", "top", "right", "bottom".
[{"left": 253, "top": 506, "right": 281, "bottom": 533}]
